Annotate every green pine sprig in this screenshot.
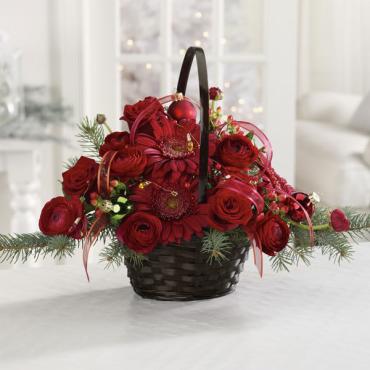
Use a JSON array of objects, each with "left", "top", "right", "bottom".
[
  {"left": 0, "top": 233, "right": 78, "bottom": 264},
  {"left": 201, "top": 228, "right": 233, "bottom": 264},
  {"left": 77, "top": 117, "right": 105, "bottom": 159},
  {"left": 100, "top": 239, "right": 147, "bottom": 269}
]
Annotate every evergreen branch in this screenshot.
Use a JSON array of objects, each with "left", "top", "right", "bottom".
[
  {"left": 77, "top": 116, "right": 105, "bottom": 159},
  {"left": 100, "top": 239, "right": 124, "bottom": 269},
  {"left": 0, "top": 233, "right": 78, "bottom": 264},
  {"left": 201, "top": 228, "right": 233, "bottom": 265},
  {"left": 314, "top": 230, "right": 354, "bottom": 263},
  {"left": 343, "top": 207, "right": 370, "bottom": 241},
  {"left": 100, "top": 239, "right": 147, "bottom": 269}
]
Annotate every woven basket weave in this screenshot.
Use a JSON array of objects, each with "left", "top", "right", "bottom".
[{"left": 125, "top": 238, "right": 249, "bottom": 301}]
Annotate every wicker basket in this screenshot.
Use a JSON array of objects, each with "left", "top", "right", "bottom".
[
  {"left": 125, "top": 47, "right": 249, "bottom": 301},
  {"left": 125, "top": 238, "right": 249, "bottom": 301}
]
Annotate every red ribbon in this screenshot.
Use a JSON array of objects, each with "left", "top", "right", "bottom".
[{"left": 82, "top": 150, "right": 118, "bottom": 281}]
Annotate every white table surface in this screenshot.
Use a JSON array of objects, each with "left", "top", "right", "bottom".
[{"left": 1, "top": 244, "right": 370, "bottom": 370}]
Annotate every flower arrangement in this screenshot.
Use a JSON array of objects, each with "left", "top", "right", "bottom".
[{"left": 0, "top": 47, "right": 369, "bottom": 301}]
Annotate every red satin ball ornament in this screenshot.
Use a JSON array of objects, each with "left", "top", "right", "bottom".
[
  {"left": 288, "top": 192, "right": 315, "bottom": 222},
  {"left": 167, "top": 100, "right": 196, "bottom": 121}
]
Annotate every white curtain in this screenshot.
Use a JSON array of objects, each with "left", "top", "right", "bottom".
[{"left": 299, "top": 0, "right": 370, "bottom": 97}]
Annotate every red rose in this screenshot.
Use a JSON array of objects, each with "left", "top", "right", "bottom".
[
  {"left": 120, "top": 96, "right": 163, "bottom": 129},
  {"left": 255, "top": 214, "right": 290, "bottom": 256},
  {"left": 39, "top": 196, "right": 87, "bottom": 239},
  {"left": 62, "top": 156, "right": 98, "bottom": 197},
  {"left": 330, "top": 209, "right": 350, "bottom": 232},
  {"left": 208, "top": 179, "right": 256, "bottom": 232},
  {"left": 116, "top": 211, "right": 162, "bottom": 254},
  {"left": 110, "top": 146, "right": 147, "bottom": 181},
  {"left": 209, "top": 87, "right": 223, "bottom": 100},
  {"left": 216, "top": 133, "right": 259, "bottom": 169},
  {"left": 99, "top": 131, "right": 129, "bottom": 156}
]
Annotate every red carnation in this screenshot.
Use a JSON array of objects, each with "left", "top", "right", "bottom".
[
  {"left": 62, "top": 156, "right": 98, "bottom": 197},
  {"left": 39, "top": 196, "right": 87, "bottom": 239},
  {"left": 255, "top": 213, "right": 290, "bottom": 256},
  {"left": 208, "top": 179, "right": 261, "bottom": 232},
  {"left": 216, "top": 133, "right": 259, "bottom": 169},
  {"left": 110, "top": 146, "right": 147, "bottom": 182},
  {"left": 120, "top": 96, "right": 164, "bottom": 132},
  {"left": 99, "top": 131, "right": 129, "bottom": 156},
  {"left": 330, "top": 209, "right": 350, "bottom": 232},
  {"left": 116, "top": 212, "right": 162, "bottom": 254}
]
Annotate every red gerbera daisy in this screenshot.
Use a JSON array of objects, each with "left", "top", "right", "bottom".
[
  {"left": 136, "top": 116, "right": 216, "bottom": 183},
  {"left": 130, "top": 178, "right": 209, "bottom": 244}
]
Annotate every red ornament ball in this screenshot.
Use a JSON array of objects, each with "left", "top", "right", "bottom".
[
  {"left": 288, "top": 192, "right": 315, "bottom": 222},
  {"left": 167, "top": 100, "right": 196, "bottom": 121}
]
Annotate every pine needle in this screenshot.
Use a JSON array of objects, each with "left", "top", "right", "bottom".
[
  {"left": 76, "top": 117, "right": 105, "bottom": 159},
  {"left": 0, "top": 233, "right": 78, "bottom": 263},
  {"left": 201, "top": 229, "right": 233, "bottom": 265}
]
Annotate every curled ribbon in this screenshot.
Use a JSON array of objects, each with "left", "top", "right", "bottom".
[{"left": 82, "top": 150, "right": 118, "bottom": 281}]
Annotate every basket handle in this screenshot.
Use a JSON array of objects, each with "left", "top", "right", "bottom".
[{"left": 176, "top": 47, "right": 209, "bottom": 204}]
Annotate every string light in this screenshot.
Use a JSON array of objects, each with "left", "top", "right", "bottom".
[
  {"left": 145, "top": 63, "right": 152, "bottom": 70},
  {"left": 238, "top": 98, "right": 245, "bottom": 105},
  {"left": 117, "top": 64, "right": 124, "bottom": 72},
  {"left": 203, "top": 31, "right": 209, "bottom": 38},
  {"left": 194, "top": 11, "right": 202, "bottom": 18},
  {"left": 126, "top": 39, "right": 134, "bottom": 47},
  {"left": 231, "top": 106, "right": 237, "bottom": 113},
  {"left": 221, "top": 37, "right": 227, "bottom": 45},
  {"left": 179, "top": 48, "right": 186, "bottom": 55},
  {"left": 224, "top": 81, "right": 231, "bottom": 88},
  {"left": 194, "top": 40, "right": 202, "bottom": 47}
]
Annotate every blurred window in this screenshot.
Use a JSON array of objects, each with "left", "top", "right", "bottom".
[{"left": 118, "top": 0, "right": 265, "bottom": 122}]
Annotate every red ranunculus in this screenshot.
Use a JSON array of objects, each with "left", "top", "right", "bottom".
[
  {"left": 216, "top": 133, "right": 259, "bottom": 169},
  {"left": 110, "top": 146, "right": 147, "bottom": 181},
  {"left": 62, "top": 156, "right": 98, "bottom": 197},
  {"left": 39, "top": 196, "right": 87, "bottom": 239},
  {"left": 120, "top": 96, "right": 164, "bottom": 130},
  {"left": 330, "top": 209, "right": 350, "bottom": 232},
  {"left": 99, "top": 131, "right": 129, "bottom": 156},
  {"left": 208, "top": 179, "right": 260, "bottom": 232},
  {"left": 116, "top": 211, "right": 162, "bottom": 254},
  {"left": 255, "top": 213, "right": 290, "bottom": 256}
]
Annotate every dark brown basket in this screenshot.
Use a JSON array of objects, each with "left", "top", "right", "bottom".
[{"left": 124, "top": 238, "right": 249, "bottom": 301}]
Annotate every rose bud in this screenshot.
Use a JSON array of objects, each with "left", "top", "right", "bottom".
[
  {"left": 209, "top": 87, "right": 223, "bottom": 100},
  {"left": 330, "top": 209, "right": 350, "bottom": 232},
  {"left": 95, "top": 114, "right": 106, "bottom": 125}
]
